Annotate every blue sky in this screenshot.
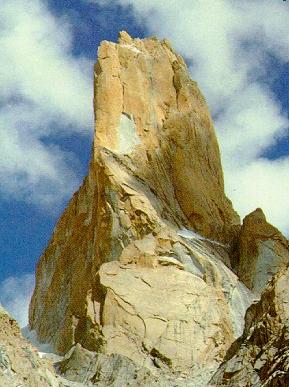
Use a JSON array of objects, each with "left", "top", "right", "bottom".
[{"left": 1, "top": 0, "right": 289, "bottom": 326}]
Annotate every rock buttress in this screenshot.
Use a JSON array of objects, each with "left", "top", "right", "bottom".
[{"left": 29, "top": 32, "right": 246, "bottom": 383}]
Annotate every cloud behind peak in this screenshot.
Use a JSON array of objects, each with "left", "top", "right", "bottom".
[{"left": 0, "top": 0, "right": 93, "bottom": 206}]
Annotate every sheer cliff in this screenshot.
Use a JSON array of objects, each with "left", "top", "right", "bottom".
[{"left": 24, "top": 32, "right": 289, "bottom": 386}]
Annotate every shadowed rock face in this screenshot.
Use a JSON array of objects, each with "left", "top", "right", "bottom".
[
  {"left": 235, "top": 208, "right": 289, "bottom": 294},
  {"left": 210, "top": 265, "right": 289, "bottom": 387},
  {"left": 26, "top": 32, "right": 289, "bottom": 386}
]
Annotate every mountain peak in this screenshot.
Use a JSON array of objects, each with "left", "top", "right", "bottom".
[
  {"left": 93, "top": 33, "right": 239, "bottom": 243},
  {"left": 26, "top": 35, "right": 289, "bottom": 386}
]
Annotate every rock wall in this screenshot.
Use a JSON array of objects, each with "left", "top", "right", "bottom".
[
  {"left": 27, "top": 32, "right": 289, "bottom": 385},
  {"left": 28, "top": 32, "right": 243, "bottom": 382},
  {"left": 93, "top": 31, "right": 240, "bottom": 242}
]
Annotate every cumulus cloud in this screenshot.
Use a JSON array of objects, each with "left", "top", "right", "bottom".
[
  {"left": 227, "top": 157, "right": 289, "bottom": 233},
  {"left": 89, "top": 0, "right": 289, "bottom": 234},
  {"left": 0, "top": 0, "right": 93, "bottom": 206},
  {"left": 0, "top": 273, "right": 34, "bottom": 327}
]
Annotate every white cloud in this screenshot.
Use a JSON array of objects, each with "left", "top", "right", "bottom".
[
  {"left": 0, "top": 0, "right": 93, "bottom": 206},
  {"left": 0, "top": 103, "right": 79, "bottom": 206},
  {"left": 0, "top": 273, "right": 34, "bottom": 327},
  {"left": 218, "top": 84, "right": 288, "bottom": 163},
  {"left": 91, "top": 0, "right": 289, "bottom": 235},
  {"left": 226, "top": 157, "right": 289, "bottom": 233}
]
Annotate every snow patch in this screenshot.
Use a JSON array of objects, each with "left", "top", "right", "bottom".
[
  {"left": 118, "top": 113, "right": 140, "bottom": 154},
  {"left": 122, "top": 43, "right": 142, "bottom": 54},
  {"left": 178, "top": 228, "right": 226, "bottom": 247},
  {"left": 178, "top": 228, "right": 205, "bottom": 240}
]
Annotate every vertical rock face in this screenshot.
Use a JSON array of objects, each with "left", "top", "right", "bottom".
[
  {"left": 27, "top": 32, "right": 289, "bottom": 385},
  {"left": 236, "top": 208, "right": 289, "bottom": 294},
  {"left": 93, "top": 31, "right": 240, "bottom": 242},
  {"left": 28, "top": 32, "right": 242, "bottom": 383}
]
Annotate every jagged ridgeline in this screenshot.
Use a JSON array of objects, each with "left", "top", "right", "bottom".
[{"left": 3, "top": 32, "right": 288, "bottom": 387}]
